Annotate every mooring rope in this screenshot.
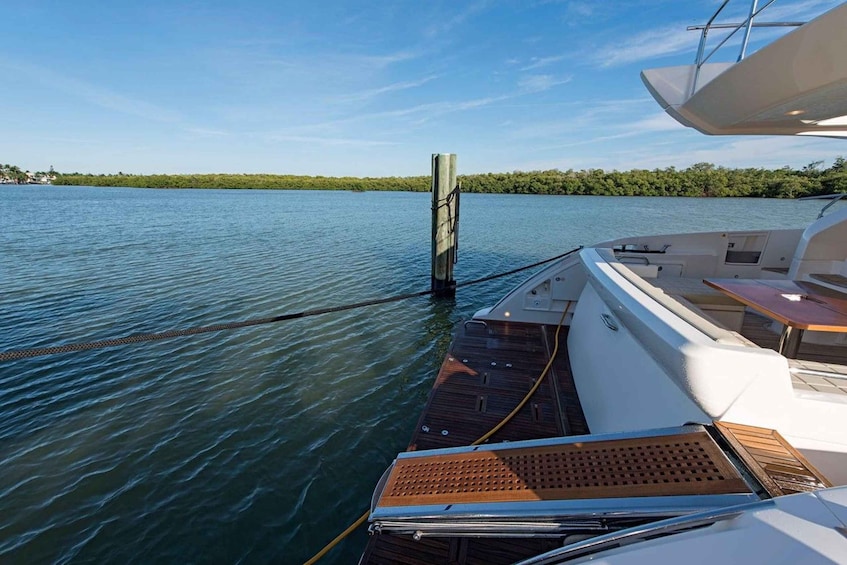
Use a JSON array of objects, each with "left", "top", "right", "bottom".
[{"left": 0, "top": 247, "right": 582, "bottom": 363}]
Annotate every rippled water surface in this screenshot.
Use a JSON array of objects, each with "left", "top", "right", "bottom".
[{"left": 0, "top": 186, "right": 825, "bottom": 563}]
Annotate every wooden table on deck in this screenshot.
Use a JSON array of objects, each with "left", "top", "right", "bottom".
[{"left": 703, "top": 278, "right": 847, "bottom": 358}]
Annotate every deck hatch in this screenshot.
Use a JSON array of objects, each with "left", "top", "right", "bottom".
[{"left": 714, "top": 421, "right": 832, "bottom": 496}]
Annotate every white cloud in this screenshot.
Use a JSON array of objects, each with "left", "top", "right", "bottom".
[
  {"left": 625, "top": 112, "right": 684, "bottom": 133},
  {"left": 593, "top": 25, "right": 695, "bottom": 67},
  {"left": 184, "top": 127, "right": 228, "bottom": 137},
  {"left": 593, "top": 1, "right": 843, "bottom": 69},
  {"left": 327, "top": 75, "right": 439, "bottom": 104},
  {"left": 608, "top": 135, "right": 845, "bottom": 171},
  {"left": 520, "top": 55, "right": 568, "bottom": 71},
  {"left": 0, "top": 59, "right": 181, "bottom": 123},
  {"left": 424, "top": 1, "right": 490, "bottom": 37},
  {"left": 567, "top": 1, "right": 594, "bottom": 18},
  {"left": 518, "top": 74, "right": 573, "bottom": 93},
  {"left": 263, "top": 135, "right": 398, "bottom": 148}
]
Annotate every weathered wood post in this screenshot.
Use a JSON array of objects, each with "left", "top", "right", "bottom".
[{"left": 431, "top": 153, "right": 459, "bottom": 297}]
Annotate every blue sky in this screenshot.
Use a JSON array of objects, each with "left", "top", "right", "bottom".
[{"left": 2, "top": 0, "right": 844, "bottom": 176}]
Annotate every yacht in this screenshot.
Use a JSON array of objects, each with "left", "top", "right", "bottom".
[{"left": 357, "top": 1, "right": 847, "bottom": 563}]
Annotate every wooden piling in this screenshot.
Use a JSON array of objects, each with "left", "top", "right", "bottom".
[{"left": 431, "top": 153, "right": 459, "bottom": 297}]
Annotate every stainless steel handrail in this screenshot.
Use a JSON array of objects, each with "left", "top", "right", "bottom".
[
  {"left": 798, "top": 192, "right": 847, "bottom": 218},
  {"left": 689, "top": 0, "right": 805, "bottom": 96},
  {"left": 818, "top": 193, "right": 847, "bottom": 219},
  {"left": 514, "top": 502, "right": 770, "bottom": 565}
]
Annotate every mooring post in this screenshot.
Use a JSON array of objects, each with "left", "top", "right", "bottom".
[{"left": 431, "top": 153, "right": 459, "bottom": 298}]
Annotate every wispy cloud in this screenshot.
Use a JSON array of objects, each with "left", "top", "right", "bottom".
[
  {"left": 562, "top": 1, "right": 595, "bottom": 23},
  {"left": 591, "top": 0, "right": 842, "bottom": 69},
  {"left": 184, "top": 127, "right": 229, "bottom": 137},
  {"left": 353, "top": 50, "right": 423, "bottom": 70},
  {"left": 520, "top": 55, "right": 568, "bottom": 71},
  {"left": 0, "top": 59, "right": 182, "bottom": 123},
  {"left": 276, "top": 92, "right": 515, "bottom": 135},
  {"left": 211, "top": 46, "right": 424, "bottom": 88},
  {"left": 424, "top": 1, "right": 490, "bottom": 37},
  {"left": 614, "top": 135, "right": 844, "bottom": 171},
  {"left": 625, "top": 112, "right": 682, "bottom": 133},
  {"left": 327, "top": 75, "right": 439, "bottom": 104},
  {"left": 505, "top": 98, "right": 662, "bottom": 142},
  {"left": 592, "top": 25, "right": 694, "bottom": 67},
  {"left": 759, "top": 0, "right": 842, "bottom": 22},
  {"left": 262, "top": 134, "right": 398, "bottom": 148},
  {"left": 517, "top": 74, "right": 573, "bottom": 93}
]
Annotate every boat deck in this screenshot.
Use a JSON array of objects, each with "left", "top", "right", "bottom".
[
  {"left": 739, "top": 311, "right": 847, "bottom": 397},
  {"left": 408, "top": 320, "right": 588, "bottom": 451},
  {"left": 358, "top": 317, "right": 836, "bottom": 564},
  {"left": 360, "top": 320, "right": 587, "bottom": 564}
]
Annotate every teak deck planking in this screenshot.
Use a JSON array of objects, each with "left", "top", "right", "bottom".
[{"left": 360, "top": 320, "right": 587, "bottom": 564}]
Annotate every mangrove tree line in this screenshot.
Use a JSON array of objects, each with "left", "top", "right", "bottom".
[{"left": 51, "top": 158, "right": 847, "bottom": 197}]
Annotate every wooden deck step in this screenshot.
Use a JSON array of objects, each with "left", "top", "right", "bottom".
[
  {"left": 378, "top": 429, "right": 750, "bottom": 509},
  {"left": 368, "top": 426, "right": 759, "bottom": 541},
  {"left": 714, "top": 421, "right": 832, "bottom": 496}
]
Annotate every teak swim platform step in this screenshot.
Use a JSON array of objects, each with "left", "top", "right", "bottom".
[
  {"left": 714, "top": 421, "right": 832, "bottom": 497},
  {"left": 369, "top": 425, "right": 759, "bottom": 538}
]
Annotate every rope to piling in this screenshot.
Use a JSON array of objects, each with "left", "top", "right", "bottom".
[
  {"left": 302, "top": 302, "right": 572, "bottom": 564},
  {"left": 303, "top": 511, "right": 370, "bottom": 565},
  {"left": 0, "top": 247, "right": 582, "bottom": 363}
]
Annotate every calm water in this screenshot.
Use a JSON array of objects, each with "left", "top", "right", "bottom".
[{"left": 0, "top": 186, "right": 825, "bottom": 563}]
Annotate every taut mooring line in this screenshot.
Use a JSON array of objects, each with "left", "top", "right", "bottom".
[{"left": 0, "top": 247, "right": 582, "bottom": 362}]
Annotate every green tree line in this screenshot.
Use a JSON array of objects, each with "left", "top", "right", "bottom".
[
  {"left": 1, "top": 163, "right": 55, "bottom": 183},
  {"left": 46, "top": 157, "right": 847, "bottom": 197},
  {"left": 1, "top": 163, "right": 30, "bottom": 183}
]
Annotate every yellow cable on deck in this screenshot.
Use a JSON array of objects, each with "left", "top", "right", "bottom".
[
  {"left": 472, "top": 302, "right": 570, "bottom": 446},
  {"left": 302, "top": 302, "right": 572, "bottom": 564}
]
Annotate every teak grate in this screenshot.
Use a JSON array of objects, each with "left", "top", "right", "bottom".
[
  {"left": 378, "top": 431, "right": 749, "bottom": 507},
  {"left": 715, "top": 421, "right": 832, "bottom": 496}
]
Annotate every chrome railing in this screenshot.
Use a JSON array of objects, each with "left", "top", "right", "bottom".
[
  {"left": 689, "top": 0, "right": 805, "bottom": 96},
  {"left": 514, "top": 503, "right": 765, "bottom": 565}
]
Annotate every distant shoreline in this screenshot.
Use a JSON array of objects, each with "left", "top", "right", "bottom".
[{"left": 51, "top": 161, "right": 847, "bottom": 198}]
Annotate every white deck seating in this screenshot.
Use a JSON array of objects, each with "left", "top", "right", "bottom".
[{"left": 788, "top": 208, "right": 847, "bottom": 283}]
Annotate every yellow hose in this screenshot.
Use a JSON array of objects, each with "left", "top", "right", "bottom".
[
  {"left": 303, "top": 511, "right": 369, "bottom": 565},
  {"left": 472, "top": 302, "right": 570, "bottom": 446},
  {"left": 302, "top": 302, "right": 572, "bottom": 564}
]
